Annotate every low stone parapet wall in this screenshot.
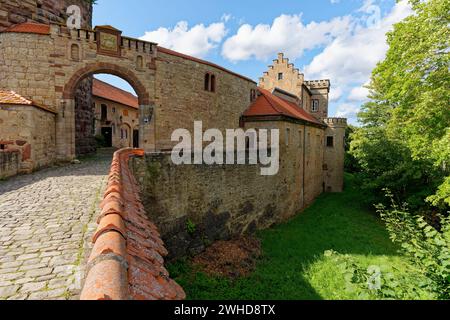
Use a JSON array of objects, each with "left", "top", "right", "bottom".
[
  {"left": 80, "top": 148, "right": 185, "bottom": 300},
  {"left": 130, "top": 151, "right": 304, "bottom": 259},
  {"left": 0, "top": 149, "right": 20, "bottom": 179}
]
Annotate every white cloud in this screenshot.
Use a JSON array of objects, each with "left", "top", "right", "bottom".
[
  {"left": 348, "top": 85, "right": 370, "bottom": 102},
  {"left": 330, "top": 0, "right": 340, "bottom": 4},
  {"left": 302, "top": 0, "right": 412, "bottom": 118},
  {"left": 330, "top": 87, "right": 344, "bottom": 102},
  {"left": 305, "top": 1, "right": 412, "bottom": 88},
  {"left": 140, "top": 21, "right": 227, "bottom": 58},
  {"left": 222, "top": 14, "right": 352, "bottom": 62},
  {"left": 336, "top": 103, "right": 361, "bottom": 121},
  {"left": 221, "top": 14, "right": 232, "bottom": 23}
]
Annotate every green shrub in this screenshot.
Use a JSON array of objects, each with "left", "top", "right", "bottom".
[
  {"left": 322, "top": 250, "right": 436, "bottom": 300},
  {"left": 376, "top": 190, "right": 450, "bottom": 299}
]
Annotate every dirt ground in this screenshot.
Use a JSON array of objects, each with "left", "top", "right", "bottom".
[{"left": 191, "top": 237, "right": 262, "bottom": 279}]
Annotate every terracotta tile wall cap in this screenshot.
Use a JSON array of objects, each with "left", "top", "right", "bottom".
[
  {"left": 88, "top": 231, "right": 127, "bottom": 264},
  {"left": 80, "top": 148, "right": 185, "bottom": 301},
  {"left": 93, "top": 214, "right": 127, "bottom": 243},
  {"left": 80, "top": 258, "right": 129, "bottom": 300}
]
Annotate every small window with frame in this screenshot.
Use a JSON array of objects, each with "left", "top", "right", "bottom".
[
  {"left": 327, "top": 136, "right": 334, "bottom": 148},
  {"left": 285, "top": 128, "right": 291, "bottom": 146},
  {"left": 312, "top": 100, "right": 320, "bottom": 112}
]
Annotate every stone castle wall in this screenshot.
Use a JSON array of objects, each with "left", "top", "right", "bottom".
[
  {"left": 0, "top": 0, "right": 95, "bottom": 156},
  {"left": 0, "top": 26, "right": 157, "bottom": 164},
  {"left": 0, "top": 104, "right": 56, "bottom": 173},
  {"left": 0, "top": 150, "right": 20, "bottom": 179},
  {"left": 0, "top": 0, "right": 93, "bottom": 31},
  {"left": 131, "top": 120, "right": 326, "bottom": 258},
  {"left": 154, "top": 50, "right": 257, "bottom": 150},
  {"left": 0, "top": 25, "right": 259, "bottom": 162}
]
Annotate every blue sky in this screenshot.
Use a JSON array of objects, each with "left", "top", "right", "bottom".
[{"left": 93, "top": 0, "right": 413, "bottom": 124}]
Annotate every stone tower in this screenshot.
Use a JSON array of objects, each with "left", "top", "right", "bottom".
[
  {"left": 0, "top": 0, "right": 93, "bottom": 31},
  {"left": 0, "top": 0, "right": 96, "bottom": 156},
  {"left": 304, "top": 80, "right": 330, "bottom": 122},
  {"left": 323, "top": 118, "right": 347, "bottom": 192}
]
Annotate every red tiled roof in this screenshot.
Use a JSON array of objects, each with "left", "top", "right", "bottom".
[
  {"left": 93, "top": 79, "right": 139, "bottom": 109},
  {"left": 4, "top": 22, "right": 50, "bottom": 35},
  {"left": 81, "top": 149, "right": 185, "bottom": 300},
  {"left": 0, "top": 90, "right": 33, "bottom": 105},
  {"left": 157, "top": 46, "right": 257, "bottom": 84},
  {"left": 243, "top": 89, "right": 324, "bottom": 126},
  {"left": 0, "top": 90, "right": 57, "bottom": 114}
]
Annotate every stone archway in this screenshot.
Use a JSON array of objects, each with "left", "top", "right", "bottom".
[
  {"left": 63, "top": 62, "right": 150, "bottom": 105},
  {"left": 60, "top": 63, "right": 154, "bottom": 160}
]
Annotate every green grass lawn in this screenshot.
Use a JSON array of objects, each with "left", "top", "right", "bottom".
[{"left": 168, "top": 174, "right": 416, "bottom": 300}]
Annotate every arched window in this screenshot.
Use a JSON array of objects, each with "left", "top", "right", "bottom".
[
  {"left": 70, "top": 43, "right": 80, "bottom": 61},
  {"left": 136, "top": 55, "right": 144, "bottom": 69},
  {"left": 204, "top": 73, "right": 210, "bottom": 91},
  {"left": 210, "top": 74, "right": 216, "bottom": 92}
]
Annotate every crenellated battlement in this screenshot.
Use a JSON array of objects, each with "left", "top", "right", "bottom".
[
  {"left": 49, "top": 24, "right": 158, "bottom": 58},
  {"left": 324, "top": 118, "right": 347, "bottom": 127},
  {"left": 305, "top": 79, "right": 331, "bottom": 90}
]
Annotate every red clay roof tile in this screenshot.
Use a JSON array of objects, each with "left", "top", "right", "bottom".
[
  {"left": 244, "top": 88, "right": 324, "bottom": 126},
  {"left": 81, "top": 149, "right": 185, "bottom": 301},
  {"left": 4, "top": 22, "right": 50, "bottom": 35},
  {"left": 0, "top": 90, "right": 57, "bottom": 114},
  {"left": 157, "top": 46, "right": 257, "bottom": 84},
  {"left": 0, "top": 90, "right": 33, "bottom": 105},
  {"left": 93, "top": 79, "right": 139, "bottom": 109}
]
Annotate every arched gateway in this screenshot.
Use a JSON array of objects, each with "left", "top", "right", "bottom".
[{"left": 0, "top": 23, "right": 157, "bottom": 163}]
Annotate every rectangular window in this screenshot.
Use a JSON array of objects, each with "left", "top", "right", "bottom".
[
  {"left": 278, "top": 73, "right": 283, "bottom": 80},
  {"left": 123, "top": 109, "right": 129, "bottom": 117},
  {"left": 285, "top": 128, "right": 290, "bottom": 146},
  {"left": 298, "top": 130, "right": 303, "bottom": 148},
  {"left": 327, "top": 136, "right": 334, "bottom": 148},
  {"left": 101, "top": 104, "right": 108, "bottom": 121},
  {"left": 312, "top": 100, "right": 320, "bottom": 112}
]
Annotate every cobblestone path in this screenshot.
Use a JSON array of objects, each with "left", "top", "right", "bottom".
[{"left": 0, "top": 152, "right": 113, "bottom": 300}]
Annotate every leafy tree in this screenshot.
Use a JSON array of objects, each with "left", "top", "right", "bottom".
[
  {"left": 351, "top": 0, "right": 450, "bottom": 208},
  {"left": 344, "top": 125, "right": 361, "bottom": 173}
]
